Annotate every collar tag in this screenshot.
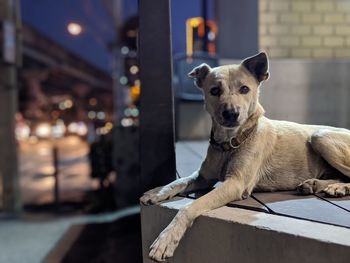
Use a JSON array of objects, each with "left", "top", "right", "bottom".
[{"left": 229, "top": 137, "right": 241, "bottom": 149}]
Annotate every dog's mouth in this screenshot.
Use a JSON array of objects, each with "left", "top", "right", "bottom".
[{"left": 218, "top": 120, "right": 240, "bottom": 128}]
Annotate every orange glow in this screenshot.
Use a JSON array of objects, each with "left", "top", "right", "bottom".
[
  {"left": 186, "top": 17, "right": 204, "bottom": 57},
  {"left": 186, "top": 17, "right": 218, "bottom": 57},
  {"left": 130, "top": 85, "right": 140, "bottom": 102}
]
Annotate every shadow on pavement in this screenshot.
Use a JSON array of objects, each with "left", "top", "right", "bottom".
[{"left": 45, "top": 213, "right": 142, "bottom": 263}]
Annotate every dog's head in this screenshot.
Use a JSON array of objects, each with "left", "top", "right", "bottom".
[{"left": 188, "top": 52, "right": 269, "bottom": 130}]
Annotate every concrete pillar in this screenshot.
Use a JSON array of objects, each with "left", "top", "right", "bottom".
[
  {"left": 139, "top": 0, "right": 176, "bottom": 193},
  {"left": 0, "top": 0, "right": 21, "bottom": 213}
]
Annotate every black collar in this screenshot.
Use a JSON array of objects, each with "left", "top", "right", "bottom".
[{"left": 209, "top": 124, "right": 257, "bottom": 152}]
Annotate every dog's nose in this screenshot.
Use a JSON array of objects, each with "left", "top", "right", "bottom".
[{"left": 222, "top": 109, "right": 239, "bottom": 122}]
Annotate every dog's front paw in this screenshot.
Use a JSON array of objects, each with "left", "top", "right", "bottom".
[
  {"left": 324, "top": 183, "right": 350, "bottom": 197},
  {"left": 140, "top": 186, "right": 170, "bottom": 205},
  {"left": 149, "top": 227, "right": 179, "bottom": 262},
  {"left": 297, "top": 179, "right": 325, "bottom": 195}
]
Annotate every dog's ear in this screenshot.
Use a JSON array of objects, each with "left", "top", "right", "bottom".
[
  {"left": 241, "top": 52, "right": 269, "bottom": 82},
  {"left": 188, "top": 63, "right": 211, "bottom": 88}
]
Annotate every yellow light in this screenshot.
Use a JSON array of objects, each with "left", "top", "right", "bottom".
[
  {"left": 186, "top": 19, "right": 193, "bottom": 58},
  {"left": 185, "top": 17, "right": 218, "bottom": 57},
  {"left": 189, "top": 17, "right": 202, "bottom": 27},
  {"left": 130, "top": 85, "right": 141, "bottom": 102},
  {"left": 105, "top": 122, "right": 113, "bottom": 130},
  {"left": 67, "top": 22, "right": 83, "bottom": 36},
  {"left": 186, "top": 17, "right": 204, "bottom": 57}
]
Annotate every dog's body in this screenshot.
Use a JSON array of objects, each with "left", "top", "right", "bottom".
[
  {"left": 207, "top": 115, "right": 346, "bottom": 193},
  {"left": 140, "top": 52, "right": 350, "bottom": 262}
]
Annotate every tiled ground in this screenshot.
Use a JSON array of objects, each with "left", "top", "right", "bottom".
[
  {"left": 176, "top": 141, "right": 350, "bottom": 229},
  {"left": 0, "top": 207, "right": 140, "bottom": 263}
]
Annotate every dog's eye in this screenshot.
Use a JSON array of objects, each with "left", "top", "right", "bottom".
[
  {"left": 210, "top": 86, "right": 221, "bottom": 96},
  {"left": 239, "top": 85, "right": 250, "bottom": 94}
]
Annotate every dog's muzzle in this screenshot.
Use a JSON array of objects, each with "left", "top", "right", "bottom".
[{"left": 221, "top": 109, "right": 239, "bottom": 127}]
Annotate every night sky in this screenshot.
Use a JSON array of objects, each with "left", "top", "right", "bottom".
[{"left": 21, "top": 0, "right": 213, "bottom": 73}]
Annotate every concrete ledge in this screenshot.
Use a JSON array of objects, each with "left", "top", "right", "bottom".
[{"left": 141, "top": 197, "right": 350, "bottom": 263}]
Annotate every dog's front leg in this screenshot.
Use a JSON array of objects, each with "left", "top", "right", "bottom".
[
  {"left": 140, "top": 170, "right": 211, "bottom": 205},
  {"left": 149, "top": 176, "right": 246, "bottom": 261}
]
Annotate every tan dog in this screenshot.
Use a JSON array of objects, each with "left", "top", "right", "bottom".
[{"left": 140, "top": 52, "right": 350, "bottom": 262}]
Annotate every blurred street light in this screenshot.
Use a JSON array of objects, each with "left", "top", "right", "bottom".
[
  {"left": 35, "top": 123, "right": 52, "bottom": 138},
  {"left": 15, "top": 122, "right": 31, "bottom": 141},
  {"left": 67, "top": 22, "right": 83, "bottom": 36},
  {"left": 52, "top": 120, "right": 66, "bottom": 138}
]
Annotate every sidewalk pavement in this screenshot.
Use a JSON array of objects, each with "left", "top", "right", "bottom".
[
  {"left": 0, "top": 140, "right": 208, "bottom": 263},
  {"left": 0, "top": 207, "right": 139, "bottom": 263}
]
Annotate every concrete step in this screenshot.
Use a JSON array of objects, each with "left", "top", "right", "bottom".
[{"left": 141, "top": 197, "right": 350, "bottom": 263}]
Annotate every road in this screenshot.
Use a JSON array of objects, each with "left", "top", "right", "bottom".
[{"left": 19, "top": 136, "right": 98, "bottom": 205}]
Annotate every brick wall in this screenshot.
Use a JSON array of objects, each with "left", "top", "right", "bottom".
[{"left": 259, "top": 0, "right": 350, "bottom": 58}]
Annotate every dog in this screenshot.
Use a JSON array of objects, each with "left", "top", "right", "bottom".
[{"left": 140, "top": 52, "right": 350, "bottom": 262}]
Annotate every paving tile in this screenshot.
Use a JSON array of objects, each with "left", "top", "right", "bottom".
[
  {"left": 227, "top": 197, "right": 270, "bottom": 213},
  {"left": 315, "top": 194, "right": 350, "bottom": 212},
  {"left": 180, "top": 190, "right": 350, "bottom": 227},
  {"left": 253, "top": 191, "right": 350, "bottom": 228},
  {"left": 176, "top": 141, "right": 350, "bottom": 228},
  {"left": 182, "top": 188, "right": 269, "bottom": 213}
]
